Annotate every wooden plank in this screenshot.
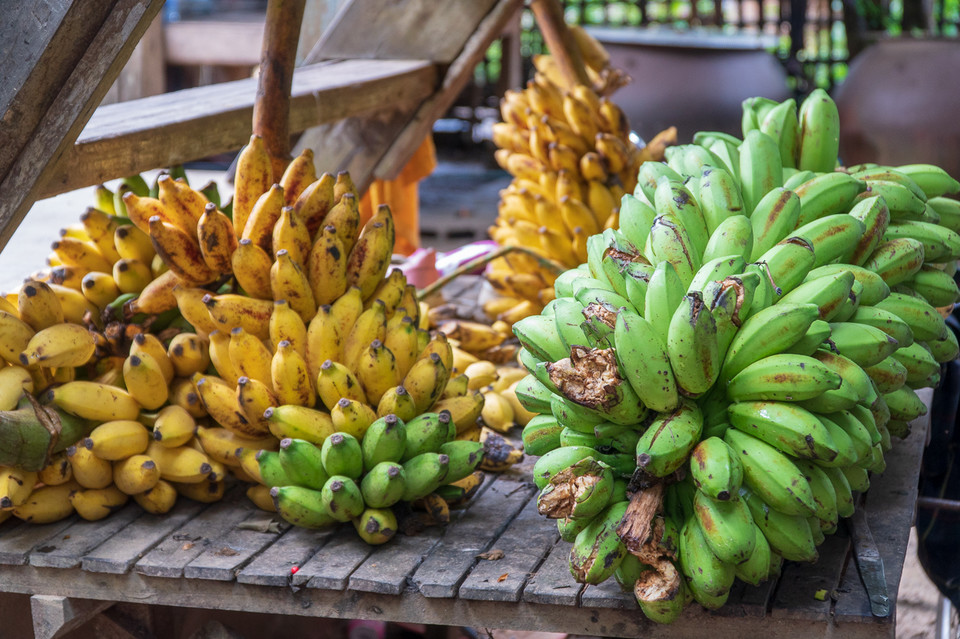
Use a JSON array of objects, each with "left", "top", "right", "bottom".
[
  {"left": 832, "top": 392, "right": 930, "bottom": 627},
  {"left": 237, "top": 525, "right": 336, "bottom": 587},
  {"left": 580, "top": 574, "right": 635, "bottom": 610},
  {"left": 39, "top": 58, "right": 437, "bottom": 199},
  {"left": 309, "top": 0, "right": 499, "bottom": 63},
  {"left": 768, "top": 532, "right": 852, "bottom": 620},
  {"left": 0, "top": 0, "right": 165, "bottom": 253},
  {"left": 163, "top": 18, "right": 265, "bottom": 66},
  {"left": 29, "top": 503, "right": 143, "bottom": 569},
  {"left": 0, "top": 1, "right": 115, "bottom": 180},
  {"left": 81, "top": 500, "right": 207, "bottom": 575},
  {"left": 348, "top": 528, "right": 444, "bottom": 595},
  {"left": 298, "top": 531, "right": 372, "bottom": 590},
  {"left": 372, "top": 0, "right": 525, "bottom": 184},
  {"left": 459, "top": 497, "right": 560, "bottom": 602},
  {"left": 522, "top": 540, "right": 583, "bottom": 606},
  {"left": 134, "top": 489, "right": 253, "bottom": 578},
  {"left": 30, "top": 595, "right": 113, "bottom": 639},
  {"left": 111, "top": 13, "right": 165, "bottom": 102},
  {"left": 412, "top": 477, "right": 535, "bottom": 598},
  {"left": 182, "top": 512, "right": 290, "bottom": 582},
  {"left": 0, "top": 517, "right": 79, "bottom": 566},
  {"left": 721, "top": 577, "right": 779, "bottom": 618}
]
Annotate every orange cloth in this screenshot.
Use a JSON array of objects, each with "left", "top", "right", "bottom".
[{"left": 359, "top": 135, "right": 437, "bottom": 256}]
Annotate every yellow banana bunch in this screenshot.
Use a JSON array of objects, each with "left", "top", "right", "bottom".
[{"left": 488, "top": 45, "right": 676, "bottom": 321}]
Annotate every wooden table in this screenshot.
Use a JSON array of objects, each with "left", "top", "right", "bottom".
[{"left": 0, "top": 403, "right": 928, "bottom": 639}]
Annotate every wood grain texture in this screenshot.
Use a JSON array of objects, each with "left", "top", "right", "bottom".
[
  {"left": 182, "top": 513, "right": 290, "bottom": 582},
  {"left": 38, "top": 59, "right": 436, "bottom": 200},
  {"left": 309, "top": 0, "right": 499, "bottom": 63},
  {"left": 236, "top": 525, "right": 335, "bottom": 587},
  {"left": 0, "top": 517, "right": 79, "bottom": 566},
  {"left": 0, "top": 0, "right": 165, "bottom": 253},
  {"left": 348, "top": 528, "right": 444, "bottom": 595},
  {"left": 521, "top": 540, "right": 582, "bottom": 606},
  {"left": 29, "top": 503, "right": 143, "bottom": 569},
  {"left": 298, "top": 532, "right": 373, "bottom": 590}
]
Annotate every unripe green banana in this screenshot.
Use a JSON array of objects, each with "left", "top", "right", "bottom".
[
  {"left": 512, "top": 314, "right": 568, "bottom": 362},
  {"left": 552, "top": 298, "right": 590, "bottom": 351},
  {"left": 580, "top": 302, "right": 616, "bottom": 350},
  {"left": 361, "top": 414, "right": 406, "bottom": 469},
  {"left": 614, "top": 552, "right": 650, "bottom": 592},
  {"left": 863, "top": 238, "right": 926, "bottom": 286},
  {"left": 849, "top": 305, "right": 915, "bottom": 347},
  {"left": 402, "top": 411, "right": 453, "bottom": 461},
  {"left": 883, "top": 386, "right": 928, "bottom": 421},
  {"left": 546, "top": 346, "right": 647, "bottom": 426},
  {"left": 553, "top": 266, "right": 591, "bottom": 299},
  {"left": 831, "top": 278, "right": 864, "bottom": 323},
  {"left": 783, "top": 319, "right": 831, "bottom": 355},
  {"left": 320, "top": 432, "right": 363, "bottom": 479},
  {"left": 864, "top": 443, "right": 887, "bottom": 474},
  {"left": 926, "top": 329, "right": 960, "bottom": 363},
  {"left": 618, "top": 194, "right": 658, "bottom": 250},
  {"left": 857, "top": 180, "right": 926, "bottom": 220},
  {"left": 724, "top": 428, "right": 816, "bottom": 517},
  {"left": 864, "top": 356, "right": 909, "bottom": 393},
  {"left": 514, "top": 373, "right": 554, "bottom": 414},
  {"left": 755, "top": 236, "right": 817, "bottom": 296},
  {"left": 559, "top": 427, "right": 598, "bottom": 448},
  {"left": 592, "top": 422, "right": 642, "bottom": 454},
  {"left": 550, "top": 393, "right": 604, "bottom": 433},
  {"left": 812, "top": 414, "right": 861, "bottom": 468},
  {"left": 635, "top": 399, "right": 703, "bottom": 478},
  {"left": 636, "top": 162, "right": 684, "bottom": 203},
  {"left": 574, "top": 286, "right": 638, "bottom": 317},
  {"left": 401, "top": 452, "right": 450, "bottom": 501},
  {"left": 852, "top": 166, "right": 927, "bottom": 200},
  {"left": 896, "top": 163, "right": 960, "bottom": 198},
  {"left": 806, "top": 263, "right": 890, "bottom": 306},
  {"left": 739, "top": 129, "right": 783, "bottom": 216},
  {"left": 667, "top": 292, "right": 719, "bottom": 397},
  {"left": 749, "top": 188, "right": 801, "bottom": 260},
  {"left": 438, "top": 440, "right": 484, "bottom": 483},
  {"left": 278, "top": 438, "right": 329, "bottom": 491},
  {"left": 875, "top": 292, "right": 947, "bottom": 341},
  {"left": 689, "top": 436, "right": 742, "bottom": 501},
  {"left": 256, "top": 450, "right": 291, "bottom": 488},
  {"left": 645, "top": 261, "right": 685, "bottom": 348},
  {"left": 726, "top": 354, "right": 841, "bottom": 402},
  {"left": 884, "top": 220, "right": 960, "bottom": 262},
  {"left": 521, "top": 415, "right": 563, "bottom": 457},
  {"left": 727, "top": 400, "right": 839, "bottom": 462},
  {"left": 569, "top": 500, "right": 629, "bottom": 585},
  {"left": 760, "top": 97, "right": 799, "bottom": 169},
  {"left": 796, "top": 173, "right": 863, "bottom": 228},
  {"left": 908, "top": 266, "right": 960, "bottom": 307},
  {"left": 718, "top": 302, "right": 819, "bottom": 386},
  {"left": 321, "top": 475, "right": 364, "bottom": 522},
  {"left": 794, "top": 214, "right": 867, "bottom": 267},
  {"left": 701, "top": 215, "right": 753, "bottom": 263},
  {"left": 792, "top": 459, "right": 838, "bottom": 528},
  {"left": 678, "top": 515, "right": 736, "bottom": 598},
  {"left": 842, "top": 465, "right": 871, "bottom": 493},
  {"left": 820, "top": 465, "right": 855, "bottom": 517},
  {"left": 782, "top": 169, "right": 816, "bottom": 190},
  {"left": 635, "top": 561, "right": 687, "bottom": 624},
  {"left": 271, "top": 485, "right": 338, "bottom": 529},
  {"left": 928, "top": 196, "right": 960, "bottom": 232},
  {"left": 740, "top": 487, "right": 818, "bottom": 562},
  {"left": 622, "top": 262, "right": 653, "bottom": 311},
  {"left": 360, "top": 461, "right": 406, "bottom": 508},
  {"left": 809, "top": 350, "right": 875, "bottom": 407},
  {"left": 655, "top": 179, "right": 709, "bottom": 258},
  {"left": 647, "top": 214, "right": 701, "bottom": 289},
  {"left": 613, "top": 308, "right": 680, "bottom": 413},
  {"left": 704, "top": 278, "right": 744, "bottom": 362},
  {"left": 734, "top": 527, "right": 773, "bottom": 587},
  {"left": 778, "top": 270, "right": 855, "bottom": 321},
  {"left": 797, "top": 88, "right": 839, "bottom": 173},
  {"left": 849, "top": 403, "right": 882, "bottom": 447},
  {"left": 698, "top": 166, "right": 746, "bottom": 235},
  {"left": 842, "top": 195, "right": 891, "bottom": 266},
  {"left": 828, "top": 321, "right": 900, "bottom": 368},
  {"left": 693, "top": 490, "right": 757, "bottom": 565},
  {"left": 537, "top": 457, "right": 614, "bottom": 520}
]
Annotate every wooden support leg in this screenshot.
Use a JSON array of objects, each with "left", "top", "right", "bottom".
[{"left": 30, "top": 595, "right": 114, "bottom": 639}]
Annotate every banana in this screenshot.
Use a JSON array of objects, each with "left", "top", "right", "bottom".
[
  {"left": 263, "top": 404, "right": 334, "bottom": 444},
  {"left": 925, "top": 329, "right": 960, "bottom": 364},
  {"left": 402, "top": 411, "right": 453, "bottom": 461},
  {"left": 66, "top": 441, "right": 114, "bottom": 489},
  {"left": 401, "top": 452, "right": 450, "bottom": 502},
  {"left": 727, "top": 400, "right": 839, "bottom": 462},
  {"left": 353, "top": 507, "right": 398, "bottom": 545},
  {"left": 749, "top": 188, "right": 801, "bottom": 260},
  {"left": 18, "top": 280, "right": 64, "bottom": 331},
  {"left": 113, "top": 454, "right": 160, "bottom": 495},
  {"left": 270, "top": 485, "right": 337, "bottom": 529},
  {"left": 229, "top": 238, "right": 273, "bottom": 300},
  {"left": 152, "top": 404, "right": 198, "bottom": 448},
  {"left": 635, "top": 399, "right": 703, "bottom": 477},
  {"left": 875, "top": 291, "right": 947, "bottom": 341},
  {"left": 360, "top": 461, "right": 406, "bottom": 508},
  {"left": 48, "top": 381, "right": 141, "bottom": 421},
  {"left": 38, "top": 452, "right": 72, "bottom": 487},
  {"left": 270, "top": 340, "right": 314, "bottom": 407},
  {"left": 908, "top": 266, "right": 960, "bottom": 307},
  {"left": 690, "top": 436, "right": 742, "bottom": 501},
  {"left": 205, "top": 293, "right": 274, "bottom": 341},
  {"left": 895, "top": 164, "right": 960, "bottom": 198},
  {"left": 569, "top": 500, "right": 629, "bottom": 585},
  {"left": 884, "top": 386, "right": 928, "bottom": 421},
  {"left": 403, "top": 353, "right": 448, "bottom": 415},
  {"left": 693, "top": 490, "right": 757, "bottom": 565},
  {"left": 345, "top": 205, "right": 395, "bottom": 301},
  {"left": 18, "top": 322, "right": 95, "bottom": 369},
  {"left": 726, "top": 353, "right": 841, "bottom": 402},
  {"left": 678, "top": 514, "right": 735, "bottom": 599},
  {"left": 85, "top": 419, "right": 151, "bottom": 460},
  {"left": 80, "top": 270, "right": 121, "bottom": 309},
  {"left": 647, "top": 215, "right": 701, "bottom": 289},
  {"left": 319, "top": 432, "right": 363, "bottom": 479},
  {"left": 718, "top": 302, "right": 819, "bottom": 385},
  {"left": 241, "top": 184, "right": 284, "bottom": 252},
  {"left": 120, "top": 352, "right": 168, "bottom": 410},
  {"left": 666, "top": 292, "right": 719, "bottom": 396},
  {"left": 546, "top": 346, "right": 647, "bottom": 426},
  {"left": 741, "top": 487, "right": 818, "bottom": 562},
  {"left": 857, "top": 180, "right": 926, "bottom": 220},
  {"left": 797, "top": 88, "right": 840, "bottom": 172},
  {"left": 739, "top": 129, "right": 783, "bottom": 215},
  {"left": 330, "top": 397, "right": 378, "bottom": 439},
  {"left": 276, "top": 437, "right": 329, "bottom": 490},
  {"left": 148, "top": 216, "right": 215, "bottom": 284},
  {"left": 12, "top": 480, "right": 79, "bottom": 524},
  {"left": 848, "top": 305, "right": 914, "bottom": 346},
  {"left": 270, "top": 249, "right": 316, "bottom": 323},
  {"left": 828, "top": 321, "right": 900, "bottom": 368},
  {"left": 864, "top": 356, "right": 909, "bottom": 393},
  {"left": 613, "top": 307, "right": 679, "bottom": 412},
  {"left": 0, "top": 314, "right": 34, "bottom": 367},
  {"left": 724, "top": 429, "right": 816, "bottom": 517},
  {"left": 0, "top": 467, "right": 38, "bottom": 510},
  {"left": 863, "top": 238, "right": 926, "bottom": 287},
  {"left": 377, "top": 385, "right": 419, "bottom": 422},
  {"left": 697, "top": 166, "right": 745, "bottom": 235}
]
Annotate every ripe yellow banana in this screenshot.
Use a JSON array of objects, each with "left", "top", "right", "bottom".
[
  {"left": 293, "top": 172, "right": 335, "bottom": 238},
  {"left": 0, "top": 467, "right": 38, "bottom": 510},
  {"left": 38, "top": 451, "right": 72, "bottom": 486},
  {"left": 19, "top": 322, "right": 95, "bottom": 368},
  {"left": 342, "top": 300, "right": 387, "bottom": 372},
  {"left": 331, "top": 397, "right": 377, "bottom": 439},
  {"left": 86, "top": 419, "right": 151, "bottom": 460},
  {"left": 114, "top": 224, "right": 156, "bottom": 264},
  {"left": 113, "top": 258, "right": 153, "bottom": 294},
  {"left": 113, "top": 454, "right": 161, "bottom": 495},
  {"left": 305, "top": 304, "right": 343, "bottom": 381},
  {"left": 242, "top": 184, "right": 285, "bottom": 252},
  {"left": 0, "top": 365, "right": 33, "bottom": 410},
  {"left": 148, "top": 216, "right": 215, "bottom": 284},
  {"left": 167, "top": 332, "right": 210, "bottom": 378},
  {"left": 207, "top": 329, "right": 240, "bottom": 386},
  {"left": 270, "top": 249, "right": 316, "bottom": 322},
  {"left": 133, "top": 479, "right": 178, "bottom": 514},
  {"left": 204, "top": 293, "right": 273, "bottom": 341},
  {"left": 197, "top": 203, "right": 238, "bottom": 275},
  {"left": 280, "top": 148, "right": 317, "bottom": 207},
  {"left": 236, "top": 376, "right": 278, "bottom": 431},
  {"left": 232, "top": 239, "right": 274, "bottom": 300},
  {"left": 228, "top": 327, "right": 274, "bottom": 390},
  {"left": 323, "top": 193, "right": 362, "bottom": 256},
  {"left": 129, "top": 269, "right": 180, "bottom": 315},
  {"left": 123, "top": 352, "right": 169, "bottom": 410},
  {"left": 307, "top": 224, "right": 348, "bottom": 306},
  {"left": 195, "top": 374, "right": 267, "bottom": 437},
  {"left": 233, "top": 135, "right": 274, "bottom": 241},
  {"left": 145, "top": 440, "right": 214, "bottom": 484},
  {"left": 12, "top": 480, "right": 80, "bottom": 524},
  {"left": 18, "top": 280, "right": 64, "bottom": 331},
  {"left": 356, "top": 339, "right": 400, "bottom": 406},
  {"left": 67, "top": 442, "right": 114, "bottom": 489},
  {"left": 152, "top": 404, "right": 197, "bottom": 448},
  {"left": 271, "top": 339, "right": 314, "bottom": 406},
  {"left": 346, "top": 205, "right": 395, "bottom": 301},
  {"left": 50, "top": 236, "right": 112, "bottom": 273},
  {"left": 269, "top": 299, "right": 307, "bottom": 356},
  {"left": 171, "top": 286, "right": 220, "bottom": 337},
  {"left": 315, "top": 359, "right": 367, "bottom": 410},
  {"left": 272, "top": 206, "right": 311, "bottom": 268},
  {"left": 49, "top": 381, "right": 141, "bottom": 421}
]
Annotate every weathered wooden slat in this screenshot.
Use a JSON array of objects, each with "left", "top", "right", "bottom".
[
  {"left": 162, "top": 17, "right": 265, "bottom": 66},
  {"left": 182, "top": 512, "right": 290, "bottom": 582},
  {"left": 237, "top": 525, "right": 335, "bottom": 587},
  {"left": 458, "top": 497, "right": 560, "bottom": 602},
  {"left": 29, "top": 503, "right": 143, "bottom": 569},
  {"left": 81, "top": 501, "right": 207, "bottom": 574},
  {"left": 298, "top": 531, "right": 372, "bottom": 590},
  {"left": 39, "top": 58, "right": 437, "bottom": 199},
  {"left": 522, "top": 540, "right": 583, "bottom": 606},
  {"left": 580, "top": 574, "right": 634, "bottom": 610},
  {"left": 412, "top": 477, "right": 535, "bottom": 598},
  {"left": 0, "top": 0, "right": 165, "bottom": 253},
  {"left": 309, "top": 0, "right": 499, "bottom": 63},
  {"left": 768, "top": 532, "right": 852, "bottom": 620},
  {"left": 0, "top": 517, "right": 79, "bottom": 566},
  {"left": 348, "top": 528, "right": 444, "bottom": 595},
  {"left": 134, "top": 489, "right": 253, "bottom": 578},
  {"left": 720, "top": 576, "right": 779, "bottom": 618}
]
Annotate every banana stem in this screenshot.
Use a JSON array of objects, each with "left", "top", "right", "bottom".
[
  {"left": 529, "top": 0, "right": 591, "bottom": 87},
  {"left": 416, "top": 245, "right": 566, "bottom": 301},
  {"left": 0, "top": 394, "right": 93, "bottom": 471}
]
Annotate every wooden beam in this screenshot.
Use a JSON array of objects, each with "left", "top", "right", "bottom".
[
  {"left": 0, "top": 0, "right": 165, "bottom": 253},
  {"left": 38, "top": 59, "right": 437, "bottom": 199},
  {"left": 374, "top": 0, "right": 526, "bottom": 182},
  {"left": 163, "top": 18, "right": 265, "bottom": 67},
  {"left": 30, "top": 595, "right": 113, "bottom": 639}
]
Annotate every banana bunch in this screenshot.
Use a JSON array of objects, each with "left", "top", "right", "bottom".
[
  {"left": 512, "top": 89, "right": 960, "bottom": 623},
  {"left": 485, "top": 39, "right": 678, "bottom": 323},
  {"left": 258, "top": 411, "right": 486, "bottom": 543}
]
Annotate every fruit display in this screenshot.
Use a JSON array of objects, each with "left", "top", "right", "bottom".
[
  {"left": 0, "top": 139, "right": 509, "bottom": 543},
  {"left": 514, "top": 88, "right": 960, "bottom": 622},
  {"left": 485, "top": 31, "right": 678, "bottom": 324}
]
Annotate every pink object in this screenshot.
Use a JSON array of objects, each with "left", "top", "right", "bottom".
[
  {"left": 435, "top": 240, "right": 500, "bottom": 275},
  {"left": 398, "top": 248, "right": 440, "bottom": 288}
]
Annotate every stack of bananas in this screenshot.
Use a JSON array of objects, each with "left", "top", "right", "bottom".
[
  {"left": 485, "top": 37, "right": 678, "bottom": 324},
  {"left": 512, "top": 88, "right": 960, "bottom": 622},
  {"left": 0, "top": 138, "right": 506, "bottom": 543}
]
